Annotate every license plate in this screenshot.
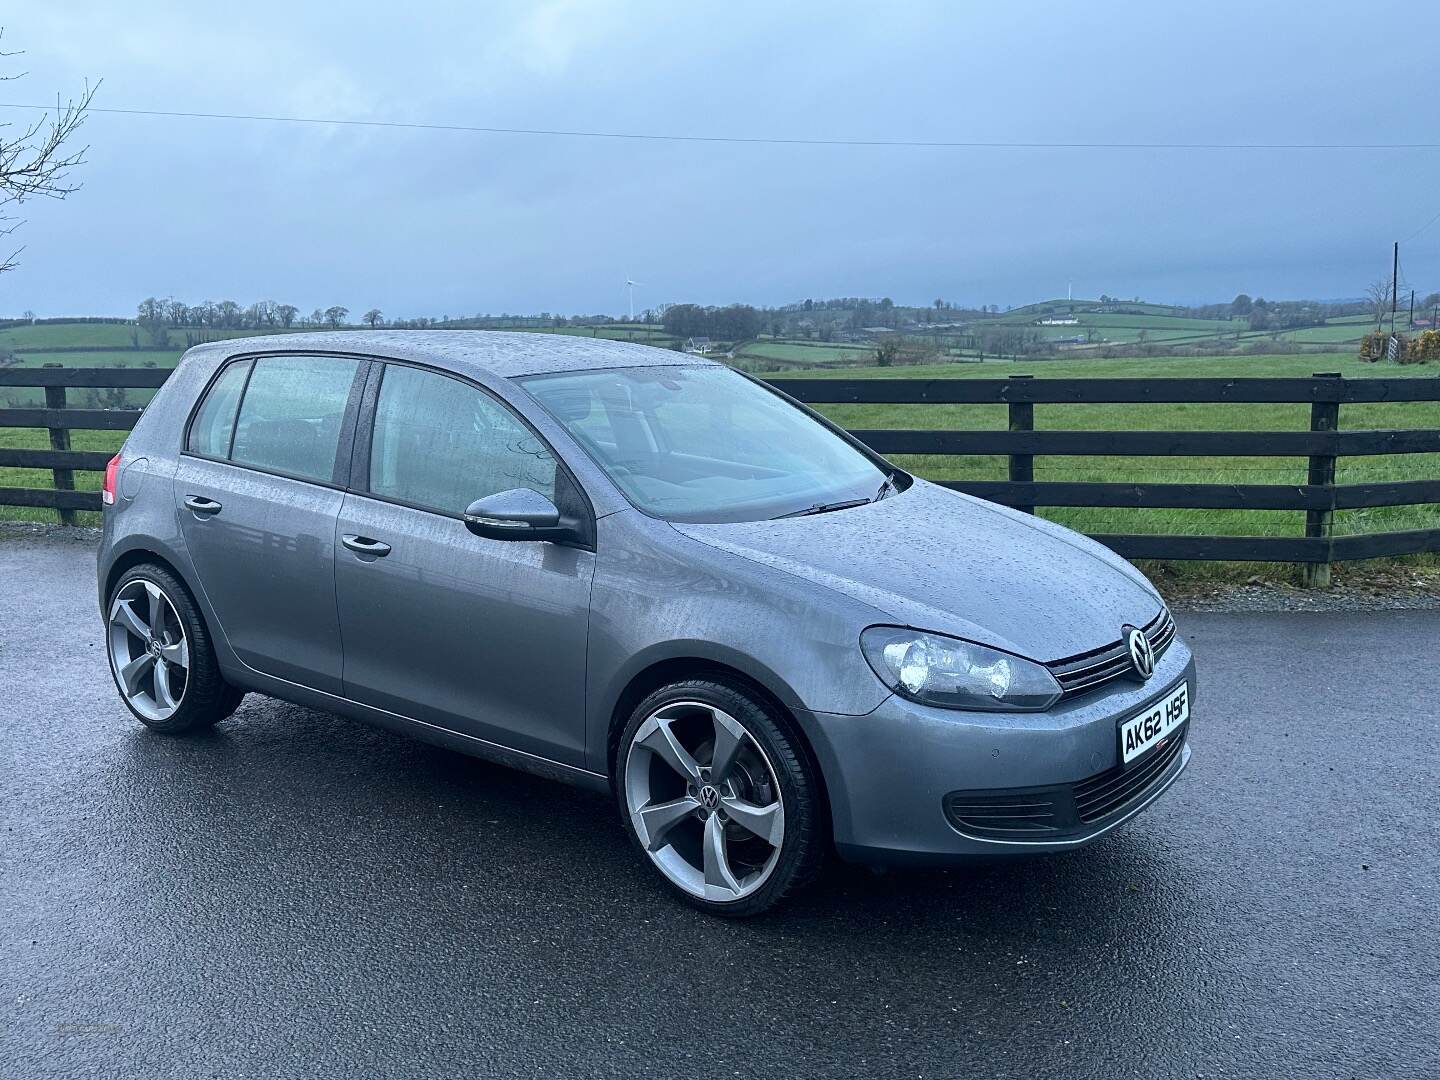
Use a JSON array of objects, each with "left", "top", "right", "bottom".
[{"left": 1120, "top": 682, "right": 1189, "bottom": 765}]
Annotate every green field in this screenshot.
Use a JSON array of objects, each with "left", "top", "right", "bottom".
[
  {"left": 738, "top": 341, "right": 875, "bottom": 364},
  {"left": 0, "top": 323, "right": 311, "bottom": 351},
  {"left": 1023, "top": 313, "right": 1236, "bottom": 331},
  {"left": 8, "top": 349, "right": 183, "bottom": 369},
  {"left": 949, "top": 300, "right": 1392, "bottom": 351},
  {"left": 1039, "top": 324, "right": 1207, "bottom": 344},
  {"left": 1054, "top": 316, "right": 1371, "bottom": 349},
  {"left": 1266, "top": 323, "right": 1373, "bottom": 344},
  {"left": 0, "top": 322, "right": 142, "bottom": 349}
]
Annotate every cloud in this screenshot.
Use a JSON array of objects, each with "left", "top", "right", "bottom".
[{"left": 3, "top": 0, "right": 1438, "bottom": 316}]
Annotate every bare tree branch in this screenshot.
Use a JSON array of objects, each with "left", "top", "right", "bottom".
[
  {"left": 1365, "top": 278, "right": 1393, "bottom": 332},
  {"left": 0, "top": 27, "right": 98, "bottom": 273}
]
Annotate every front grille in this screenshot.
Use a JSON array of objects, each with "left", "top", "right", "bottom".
[
  {"left": 1046, "top": 607, "right": 1176, "bottom": 699},
  {"left": 1073, "top": 725, "right": 1186, "bottom": 824},
  {"left": 943, "top": 720, "right": 1187, "bottom": 841}
]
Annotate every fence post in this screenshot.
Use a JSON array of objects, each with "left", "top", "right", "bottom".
[
  {"left": 1302, "top": 372, "right": 1342, "bottom": 588},
  {"left": 1007, "top": 374, "right": 1035, "bottom": 514},
  {"left": 41, "top": 363, "right": 77, "bottom": 526}
]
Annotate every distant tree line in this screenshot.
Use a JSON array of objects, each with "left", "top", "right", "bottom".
[
  {"left": 134, "top": 297, "right": 364, "bottom": 345},
  {"left": 138, "top": 298, "right": 292, "bottom": 333},
  {"left": 661, "top": 303, "right": 762, "bottom": 342},
  {"left": 130, "top": 298, "right": 681, "bottom": 344},
  {"left": 0, "top": 315, "right": 129, "bottom": 328},
  {"left": 102, "top": 284, "right": 1440, "bottom": 356},
  {"left": 1173, "top": 292, "right": 1378, "bottom": 330},
  {"left": 777, "top": 297, "right": 903, "bottom": 329},
  {"left": 972, "top": 325, "right": 1051, "bottom": 358}
]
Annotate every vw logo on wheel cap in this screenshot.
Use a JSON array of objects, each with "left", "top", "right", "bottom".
[
  {"left": 698, "top": 784, "right": 721, "bottom": 810},
  {"left": 1124, "top": 625, "right": 1156, "bottom": 680}
]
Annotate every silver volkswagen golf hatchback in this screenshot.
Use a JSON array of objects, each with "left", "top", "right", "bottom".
[{"left": 98, "top": 332, "right": 1194, "bottom": 915}]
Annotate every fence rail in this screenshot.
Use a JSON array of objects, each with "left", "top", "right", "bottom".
[
  {"left": 3, "top": 367, "right": 1439, "bottom": 583},
  {"left": 768, "top": 376, "right": 1440, "bottom": 403}
]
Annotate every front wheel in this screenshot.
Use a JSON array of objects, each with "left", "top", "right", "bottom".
[{"left": 616, "top": 678, "right": 826, "bottom": 916}]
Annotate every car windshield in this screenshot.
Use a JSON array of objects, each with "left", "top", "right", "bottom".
[{"left": 519, "top": 365, "right": 890, "bottom": 523}]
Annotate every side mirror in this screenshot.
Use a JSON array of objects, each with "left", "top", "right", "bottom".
[{"left": 463, "top": 488, "right": 578, "bottom": 543}]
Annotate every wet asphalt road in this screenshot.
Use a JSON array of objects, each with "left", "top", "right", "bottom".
[{"left": 2, "top": 534, "right": 1438, "bottom": 1080}]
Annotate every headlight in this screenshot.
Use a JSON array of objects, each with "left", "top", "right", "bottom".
[{"left": 860, "top": 627, "right": 1062, "bottom": 712}]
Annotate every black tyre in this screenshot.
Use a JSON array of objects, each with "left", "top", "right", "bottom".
[
  {"left": 616, "top": 677, "right": 826, "bottom": 916},
  {"left": 105, "top": 563, "right": 244, "bottom": 734}
]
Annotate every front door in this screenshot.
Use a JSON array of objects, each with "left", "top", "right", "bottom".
[
  {"left": 174, "top": 353, "right": 365, "bottom": 693},
  {"left": 334, "top": 363, "right": 595, "bottom": 766}
]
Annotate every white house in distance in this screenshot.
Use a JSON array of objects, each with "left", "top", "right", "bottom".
[{"left": 1038, "top": 315, "right": 1080, "bottom": 326}]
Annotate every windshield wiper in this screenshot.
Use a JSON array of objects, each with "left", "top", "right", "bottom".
[
  {"left": 775, "top": 474, "right": 900, "bottom": 520},
  {"left": 774, "top": 497, "right": 873, "bottom": 520}
]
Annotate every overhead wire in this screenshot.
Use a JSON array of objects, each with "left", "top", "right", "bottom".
[{"left": 2, "top": 101, "right": 1440, "bottom": 152}]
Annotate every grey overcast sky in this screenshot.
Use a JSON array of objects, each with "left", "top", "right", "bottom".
[{"left": 3, "top": 0, "right": 1438, "bottom": 318}]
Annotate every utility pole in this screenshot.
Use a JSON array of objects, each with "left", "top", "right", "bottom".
[
  {"left": 1390, "top": 241, "right": 1399, "bottom": 335},
  {"left": 1409, "top": 289, "right": 1415, "bottom": 329}
]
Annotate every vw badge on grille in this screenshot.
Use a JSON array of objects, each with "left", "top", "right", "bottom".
[{"left": 1124, "top": 625, "right": 1156, "bottom": 680}]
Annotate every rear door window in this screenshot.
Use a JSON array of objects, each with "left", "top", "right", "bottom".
[{"left": 229, "top": 355, "right": 362, "bottom": 483}]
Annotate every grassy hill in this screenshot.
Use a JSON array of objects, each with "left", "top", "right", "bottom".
[{"left": 937, "top": 298, "right": 1385, "bottom": 353}]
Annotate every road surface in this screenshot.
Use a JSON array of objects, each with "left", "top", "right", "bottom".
[{"left": 2, "top": 533, "right": 1436, "bottom": 1078}]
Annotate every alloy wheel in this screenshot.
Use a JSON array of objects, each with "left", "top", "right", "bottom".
[
  {"left": 107, "top": 579, "right": 189, "bottom": 722},
  {"left": 624, "top": 700, "right": 786, "bottom": 902}
]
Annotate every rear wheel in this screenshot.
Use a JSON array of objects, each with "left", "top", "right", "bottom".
[
  {"left": 616, "top": 678, "right": 825, "bottom": 916},
  {"left": 106, "top": 564, "right": 243, "bottom": 734}
]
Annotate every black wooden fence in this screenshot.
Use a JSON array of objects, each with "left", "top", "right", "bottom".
[
  {"left": 773, "top": 371, "right": 1440, "bottom": 586},
  {"left": 0, "top": 367, "right": 169, "bottom": 522},
  {"left": 3, "top": 366, "right": 1439, "bottom": 584}
]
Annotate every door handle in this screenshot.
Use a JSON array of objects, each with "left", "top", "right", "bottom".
[
  {"left": 183, "top": 495, "right": 223, "bottom": 515},
  {"left": 342, "top": 534, "right": 392, "bottom": 558}
]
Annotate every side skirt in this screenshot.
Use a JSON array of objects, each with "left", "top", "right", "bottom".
[{"left": 224, "top": 667, "right": 611, "bottom": 794}]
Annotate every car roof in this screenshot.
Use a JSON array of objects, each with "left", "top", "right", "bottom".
[{"left": 188, "top": 329, "right": 713, "bottom": 378}]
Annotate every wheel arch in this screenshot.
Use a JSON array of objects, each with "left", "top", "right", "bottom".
[
  {"left": 100, "top": 538, "right": 237, "bottom": 673},
  {"left": 103, "top": 544, "right": 193, "bottom": 608},
  {"left": 602, "top": 654, "right": 833, "bottom": 832}
]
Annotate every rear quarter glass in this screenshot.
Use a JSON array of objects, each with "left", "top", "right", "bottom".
[{"left": 187, "top": 359, "right": 252, "bottom": 456}]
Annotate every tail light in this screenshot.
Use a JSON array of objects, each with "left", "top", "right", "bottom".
[{"left": 101, "top": 453, "right": 122, "bottom": 506}]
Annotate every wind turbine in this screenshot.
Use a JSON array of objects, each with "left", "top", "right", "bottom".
[{"left": 625, "top": 276, "right": 642, "bottom": 321}]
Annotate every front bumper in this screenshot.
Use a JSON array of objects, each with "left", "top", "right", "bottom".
[{"left": 794, "top": 638, "right": 1196, "bottom": 865}]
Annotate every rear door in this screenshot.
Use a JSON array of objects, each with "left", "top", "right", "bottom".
[
  {"left": 174, "top": 353, "right": 367, "bottom": 694},
  {"left": 333, "top": 362, "right": 596, "bottom": 766}
]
